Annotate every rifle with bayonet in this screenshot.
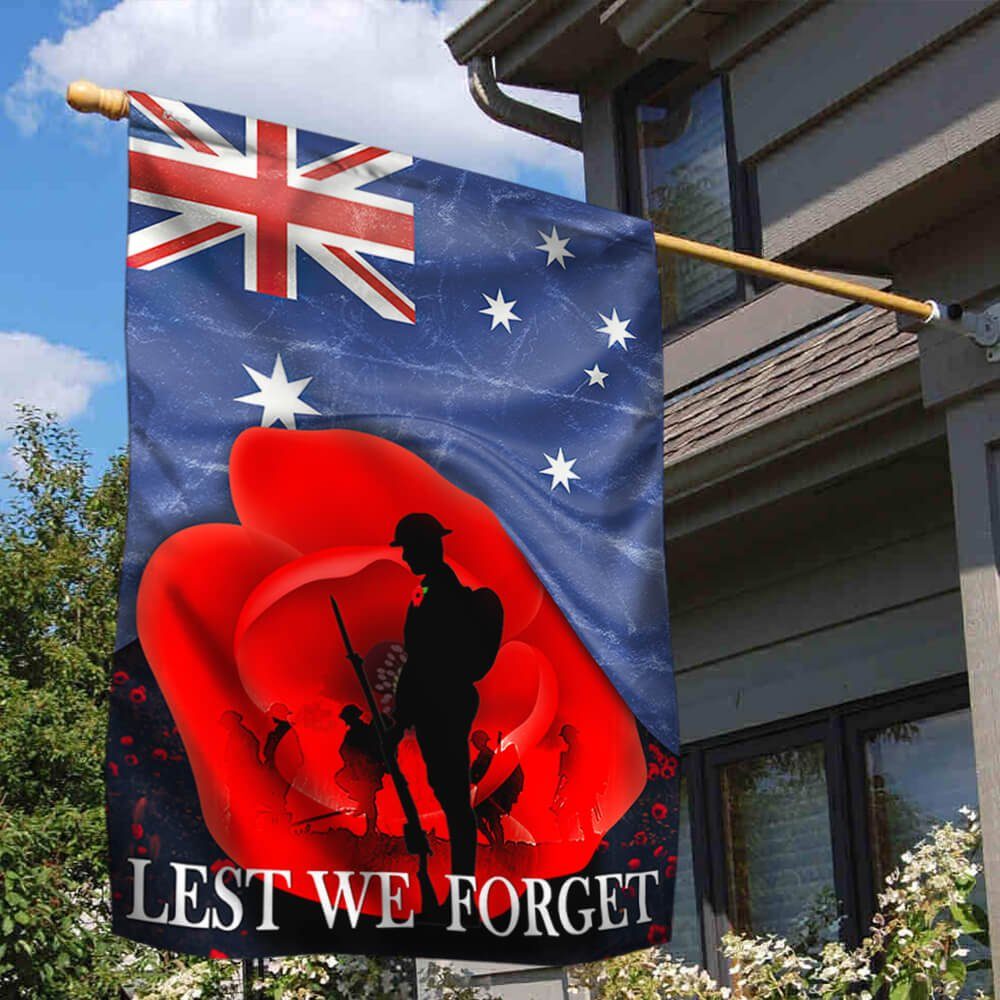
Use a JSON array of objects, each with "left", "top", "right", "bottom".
[{"left": 328, "top": 596, "right": 439, "bottom": 916}]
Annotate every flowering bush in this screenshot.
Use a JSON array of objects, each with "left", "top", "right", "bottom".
[
  {"left": 570, "top": 809, "right": 991, "bottom": 1000},
  {"left": 257, "top": 954, "right": 414, "bottom": 999}
]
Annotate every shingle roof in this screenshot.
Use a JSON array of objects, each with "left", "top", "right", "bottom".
[{"left": 663, "top": 307, "right": 918, "bottom": 467}]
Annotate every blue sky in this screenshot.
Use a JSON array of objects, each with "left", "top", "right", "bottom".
[{"left": 1, "top": 0, "right": 583, "bottom": 484}]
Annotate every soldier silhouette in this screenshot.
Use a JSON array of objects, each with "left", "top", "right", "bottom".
[
  {"left": 335, "top": 704, "right": 387, "bottom": 837},
  {"left": 390, "top": 513, "right": 503, "bottom": 878},
  {"left": 261, "top": 702, "right": 294, "bottom": 766},
  {"left": 551, "top": 723, "right": 599, "bottom": 841},
  {"left": 470, "top": 729, "right": 524, "bottom": 847}
]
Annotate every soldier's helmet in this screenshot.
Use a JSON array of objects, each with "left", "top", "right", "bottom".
[
  {"left": 390, "top": 513, "right": 452, "bottom": 548},
  {"left": 471, "top": 729, "right": 491, "bottom": 750},
  {"left": 340, "top": 704, "right": 363, "bottom": 724}
]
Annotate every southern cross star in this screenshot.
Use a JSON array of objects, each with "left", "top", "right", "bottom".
[
  {"left": 535, "top": 226, "right": 575, "bottom": 268},
  {"left": 597, "top": 308, "right": 636, "bottom": 350},
  {"left": 584, "top": 364, "right": 609, "bottom": 388},
  {"left": 480, "top": 289, "right": 522, "bottom": 332},
  {"left": 539, "top": 448, "right": 581, "bottom": 493},
  {"left": 234, "top": 353, "right": 319, "bottom": 429}
]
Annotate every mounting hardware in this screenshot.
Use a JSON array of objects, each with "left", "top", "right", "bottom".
[{"left": 924, "top": 301, "right": 1000, "bottom": 363}]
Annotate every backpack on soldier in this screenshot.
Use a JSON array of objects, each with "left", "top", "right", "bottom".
[{"left": 464, "top": 586, "right": 503, "bottom": 682}]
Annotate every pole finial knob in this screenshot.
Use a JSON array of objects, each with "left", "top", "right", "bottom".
[{"left": 66, "top": 80, "right": 129, "bottom": 120}]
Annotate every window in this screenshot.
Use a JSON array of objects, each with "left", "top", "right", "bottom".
[
  {"left": 674, "top": 678, "right": 982, "bottom": 982},
  {"left": 719, "top": 742, "right": 837, "bottom": 947},
  {"left": 620, "top": 66, "right": 758, "bottom": 338},
  {"left": 863, "top": 708, "right": 978, "bottom": 886}
]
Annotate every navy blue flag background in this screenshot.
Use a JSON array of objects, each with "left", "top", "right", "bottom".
[{"left": 109, "top": 92, "right": 679, "bottom": 963}]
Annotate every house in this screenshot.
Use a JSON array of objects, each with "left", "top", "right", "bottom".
[{"left": 428, "top": 1, "right": 1000, "bottom": 996}]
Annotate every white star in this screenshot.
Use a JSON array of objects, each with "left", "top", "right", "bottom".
[
  {"left": 597, "top": 308, "right": 636, "bottom": 350},
  {"left": 234, "top": 353, "right": 320, "bottom": 429},
  {"left": 479, "top": 289, "right": 522, "bottom": 332},
  {"left": 539, "top": 448, "right": 581, "bottom": 493},
  {"left": 535, "top": 226, "right": 575, "bottom": 268},
  {"left": 584, "top": 364, "right": 609, "bottom": 388}
]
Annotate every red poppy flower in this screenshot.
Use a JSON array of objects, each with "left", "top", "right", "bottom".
[
  {"left": 627, "top": 857, "right": 641, "bottom": 870},
  {"left": 112, "top": 671, "right": 130, "bottom": 686},
  {"left": 152, "top": 747, "right": 168, "bottom": 761},
  {"left": 129, "top": 686, "right": 147, "bottom": 704},
  {"left": 209, "top": 949, "right": 229, "bottom": 960},
  {"left": 647, "top": 923, "right": 669, "bottom": 946},
  {"left": 137, "top": 428, "right": 647, "bottom": 918},
  {"left": 634, "top": 830, "right": 648, "bottom": 845},
  {"left": 651, "top": 802, "right": 668, "bottom": 822},
  {"left": 131, "top": 823, "right": 144, "bottom": 840},
  {"left": 124, "top": 754, "right": 139, "bottom": 767},
  {"left": 120, "top": 735, "right": 134, "bottom": 747}
]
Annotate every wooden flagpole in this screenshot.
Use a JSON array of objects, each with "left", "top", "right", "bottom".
[
  {"left": 65, "top": 78, "right": 941, "bottom": 325},
  {"left": 652, "top": 232, "right": 937, "bottom": 323}
]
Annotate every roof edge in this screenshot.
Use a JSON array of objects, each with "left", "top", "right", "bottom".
[{"left": 446, "top": 0, "right": 543, "bottom": 65}]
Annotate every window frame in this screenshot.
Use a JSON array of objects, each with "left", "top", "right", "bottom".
[
  {"left": 616, "top": 61, "right": 763, "bottom": 342},
  {"left": 675, "top": 675, "right": 973, "bottom": 978}
]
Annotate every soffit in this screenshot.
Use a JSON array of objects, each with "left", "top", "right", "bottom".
[{"left": 446, "top": 0, "right": 744, "bottom": 89}]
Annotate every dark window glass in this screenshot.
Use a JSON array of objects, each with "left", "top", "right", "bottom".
[
  {"left": 720, "top": 743, "right": 838, "bottom": 949},
  {"left": 663, "top": 776, "right": 701, "bottom": 965},
  {"left": 865, "top": 709, "right": 987, "bottom": 991},
  {"left": 635, "top": 76, "right": 740, "bottom": 330},
  {"left": 865, "top": 708, "right": 978, "bottom": 881}
]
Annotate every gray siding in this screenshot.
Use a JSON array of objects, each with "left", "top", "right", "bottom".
[
  {"left": 667, "top": 435, "right": 960, "bottom": 741},
  {"left": 753, "top": 12, "right": 1000, "bottom": 261},
  {"left": 676, "top": 592, "right": 964, "bottom": 743},
  {"left": 726, "top": 0, "right": 996, "bottom": 162}
]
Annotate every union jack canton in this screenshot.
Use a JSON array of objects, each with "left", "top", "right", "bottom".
[{"left": 127, "top": 92, "right": 416, "bottom": 321}]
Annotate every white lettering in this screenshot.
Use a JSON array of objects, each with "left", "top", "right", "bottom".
[
  {"left": 522, "top": 878, "right": 558, "bottom": 937},
  {"left": 446, "top": 875, "right": 477, "bottom": 932},
  {"left": 479, "top": 877, "right": 520, "bottom": 937},
  {"left": 596, "top": 874, "right": 628, "bottom": 931},
  {"left": 245, "top": 868, "right": 291, "bottom": 931},
  {"left": 624, "top": 870, "right": 659, "bottom": 925},
  {"left": 125, "top": 858, "right": 169, "bottom": 924},
  {"left": 557, "top": 876, "right": 594, "bottom": 935},
  {"left": 375, "top": 872, "right": 414, "bottom": 929},
  {"left": 171, "top": 863, "right": 211, "bottom": 929},
  {"left": 308, "top": 871, "right": 375, "bottom": 929},
  {"left": 211, "top": 865, "right": 243, "bottom": 931}
]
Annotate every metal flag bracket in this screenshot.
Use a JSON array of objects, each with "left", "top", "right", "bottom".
[{"left": 923, "top": 301, "right": 1000, "bottom": 363}]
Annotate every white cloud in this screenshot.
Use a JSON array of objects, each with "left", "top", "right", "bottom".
[
  {"left": 5, "top": 0, "right": 584, "bottom": 196},
  {"left": 0, "top": 332, "right": 117, "bottom": 441}
]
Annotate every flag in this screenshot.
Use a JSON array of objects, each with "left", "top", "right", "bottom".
[{"left": 109, "top": 92, "right": 679, "bottom": 964}]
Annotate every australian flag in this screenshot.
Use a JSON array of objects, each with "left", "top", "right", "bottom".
[{"left": 110, "top": 93, "right": 679, "bottom": 965}]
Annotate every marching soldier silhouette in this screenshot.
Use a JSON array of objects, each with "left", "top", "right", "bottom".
[
  {"left": 389, "top": 513, "right": 503, "bottom": 878},
  {"left": 335, "top": 704, "right": 387, "bottom": 836},
  {"left": 470, "top": 729, "right": 524, "bottom": 847}
]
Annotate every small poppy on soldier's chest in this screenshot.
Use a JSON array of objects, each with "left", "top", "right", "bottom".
[{"left": 411, "top": 585, "right": 429, "bottom": 607}]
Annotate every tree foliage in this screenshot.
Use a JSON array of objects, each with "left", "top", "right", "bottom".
[{"left": 0, "top": 407, "right": 131, "bottom": 998}]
